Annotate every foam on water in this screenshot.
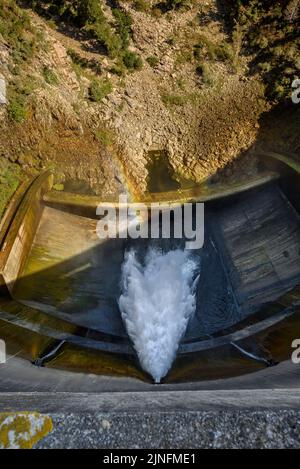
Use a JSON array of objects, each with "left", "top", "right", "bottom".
[{"left": 119, "top": 247, "right": 200, "bottom": 383}]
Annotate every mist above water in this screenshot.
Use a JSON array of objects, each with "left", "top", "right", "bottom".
[{"left": 119, "top": 247, "right": 200, "bottom": 383}]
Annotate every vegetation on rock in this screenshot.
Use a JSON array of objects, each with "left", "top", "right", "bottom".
[
  {"left": 89, "top": 77, "right": 113, "bottom": 102},
  {"left": 0, "top": 0, "right": 298, "bottom": 204},
  {"left": 26, "top": 0, "right": 142, "bottom": 69},
  {"left": 225, "top": 0, "right": 300, "bottom": 100},
  {"left": 0, "top": 161, "right": 23, "bottom": 216}
]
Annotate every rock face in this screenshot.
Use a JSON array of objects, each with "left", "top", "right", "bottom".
[
  {"left": 94, "top": 2, "right": 269, "bottom": 195},
  {"left": 0, "top": 1, "right": 298, "bottom": 199},
  {"left": 0, "top": 77, "right": 6, "bottom": 105},
  {"left": 109, "top": 72, "right": 267, "bottom": 195},
  {"left": 0, "top": 9, "right": 123, "bottom": 199}
]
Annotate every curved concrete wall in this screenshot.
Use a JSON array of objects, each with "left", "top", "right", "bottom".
[{"left": 0, "top": 171, "right": 53, "bottom": 295}]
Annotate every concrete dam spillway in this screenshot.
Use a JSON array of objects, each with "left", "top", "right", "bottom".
[{"left": 0, "top": 152, "right": 300, "bottom": 390}]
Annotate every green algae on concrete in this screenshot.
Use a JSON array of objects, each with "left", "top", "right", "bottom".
[
  {"left": 43, "top": 170, "right": 279, "bottom": 211},
  {"left": 47, "top": 344, "right": 149, "bottom": 382}
]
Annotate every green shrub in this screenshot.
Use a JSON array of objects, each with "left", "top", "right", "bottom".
[
  {"left": 67, "top": 48, "right": 102, "bottom": 74},
  {"left": 43, "top": 67, "right": 59, "bottom": 85},
  {"left": 89, "top": 78, "right": 113, "bottom": 102},
  {"left": 133, "top": 0, "right": 150, "bottom": 12},
  {"left": 122, "top": 51, "right": 143, "bottom": 70},
  {"left": 194, "top": 36, "right": 233, "bottom": 63},
  {"left": 112, "top": 8, "right": 132, "bottom": 49},
  {"left": 146, "top": 56, "right": 160, "bottom": 68},
  {"left": 7, "top": 73, "right": 39, "bottom": 123},
  {"left": 68, "top": 48, "right": 87, "bottom": 67},
  {"left": 76, "top": 0, "right": 104, "bottom": 26},
  {"left": 154, "top": 0, "right": 194, "bottom": 13},
  {"left": 7, "top": 95, "right": 28, "bottom": 123},
  {"left": 166, "top": 36, "right": 176, "bottom": 46},
  {"left": 19, "top": 75, "right": 40, "bottom": 96},
  {"left": 109, "top": 64, "right": 125, "bottom": 76},
  {"left": 161, "top": 93, "right": 186, "bottom": 106},
  {"left": 92, "top": 21, "right": 122, "bottom": 58},
  {"left": 0, "top": 0, "right": 40, "bottom": 65}
]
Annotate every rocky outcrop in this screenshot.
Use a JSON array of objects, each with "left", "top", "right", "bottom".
[{"left": 0, "top": 1, "right": 297, "bottom": 199}]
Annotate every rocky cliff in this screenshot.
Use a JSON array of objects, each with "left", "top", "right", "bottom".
[{"left": 0, "top": 0, "right": 299, "bottom": 204}]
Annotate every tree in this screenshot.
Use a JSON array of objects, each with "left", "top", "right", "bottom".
[{"left": 76, "top": 0, "right": 104, "bottom": 26}]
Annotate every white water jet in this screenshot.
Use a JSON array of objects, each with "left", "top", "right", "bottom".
[{"left": 119, "top": 248, "right": 200, "bottom": 383}]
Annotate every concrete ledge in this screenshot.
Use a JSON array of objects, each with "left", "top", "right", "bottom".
[
  {"left": 1, "top": 390, "right": 300, "bottom": 412},
  {"left": 1, "top": 391, "right": 299, "bottom": 449},
  {"left": 1, "top": 356, "right": 300, "bottom": 392},
  {"left": 35, "top": 410, "right": 300, "bottom": 449},
  {"left": 44, "top": 171, "right": 279, "bottom": 215},
  {"left": 0, "top": 389, "right": 300, "bottom": 449}
]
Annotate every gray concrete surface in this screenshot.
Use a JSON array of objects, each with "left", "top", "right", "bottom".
[
  {"left": 1, "top": 356, "right": 300, "bottom": 392},
  {"left": 1, "top": 390, "right": 300, "bottom": 449},
  {"left": 1, "top": 389, "right": 300, "bottom": 413},
  {"left": 35, "top": 410, "right": 300, "bottom": 448}
]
